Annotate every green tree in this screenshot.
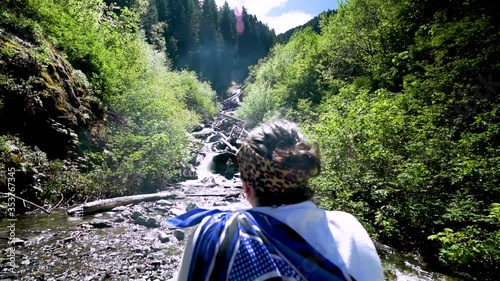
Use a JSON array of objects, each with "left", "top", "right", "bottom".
[{"left": 199, "top": 0, "right": 222, "bottom": 92}]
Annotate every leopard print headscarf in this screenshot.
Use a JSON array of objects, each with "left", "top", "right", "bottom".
[{"left": 236, "top": 142, "right": 311, "bottom": 193}]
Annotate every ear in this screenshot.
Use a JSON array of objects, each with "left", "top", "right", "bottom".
[
  {"left": 242, "top": 182, "right": 250, "bottom": 194},
  {"left": 242, "top": 182, "right": 256, "bottom": 198},
  {"left": 242, "top": 182, "right": 258, "bottom": 207}
]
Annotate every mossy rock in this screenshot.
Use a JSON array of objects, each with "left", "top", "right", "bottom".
[{"left": 0, "top": 25, "right": 105, "bottom": 160}]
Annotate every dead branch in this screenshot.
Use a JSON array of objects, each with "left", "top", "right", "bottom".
[
  {"left": 0, "top": 192, "right": 51, "bottom": 214},
  {"left": 185, "top": 192, "right": 241, "bottom": 197},
  {"left": 217, "top": 132, "right": 239, "bottom": 152},
  {"left": 219, "top": 113, "right": 245, "bottom": 123},
  {"left": 48, "top": 192, "right": 65, "bottom": 212}
]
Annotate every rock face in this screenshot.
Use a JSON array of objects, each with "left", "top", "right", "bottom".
[{"left": 0, "top": 24, "right": 104, "bottom": 160}]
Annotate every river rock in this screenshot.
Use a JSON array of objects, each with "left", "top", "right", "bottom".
[
  {"left": 131, "top": 211, "right": 143, "bottom": 219},
  {"left": 213, "top": 202, "right": 228, "bottom": 206},
  {"left": 156, "top": 200, "right": 174, "bottom": 206},
  {"left": 208, "top": 134, "right": 222, "bottom": 143},
  {"left": 122, "top": 209, "right": 133, "bottom": 218},
  {"left": 9, "top": 237, "right": 25, "bottom": 246},
  {"left": 157, "top": 231, "right": 170, "bottom": 243},
  {"left": 155, "top": 206, "right": 170, "bottom": 213},
  {"left": 134, "top": 216, "right": 160, "bottom": 228},
  {"left": 169, "top": 208, "right": 185, "bottom": 217},
  {"left": 186, "top": 202, "right": 198, "bottom": 211},
  {"left": 147, "top": 217, "right": 161, "bottom": 228},
  {"left": 114, "top": 215, "right": 125, "bottom": 223},
  {"left": 89, "top": 219, "right": 112, "bottom": 229},
  {"left": 191, "top": 123, "right": 205, "bottom": 133},
  {"left": 200, "top": 176, "right": 217, "bottom": 188},
  {"left": 173, "top": 230, "right": 185, "bottom": 241}
]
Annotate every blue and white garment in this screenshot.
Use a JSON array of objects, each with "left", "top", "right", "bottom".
[{"left": 167, "top": 208, "right": 356, "bottom": 281}]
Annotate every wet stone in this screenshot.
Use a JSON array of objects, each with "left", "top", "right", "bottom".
[
  {"left": 89, "top": 220, "right": 112, "bottom": 229},
  {"left": 169, "top": 208, "right": 185, "bottom": 217},
  {"left": 213, "top": 202, "right": 228, "bottom": 206},
  {"left": 151, "top": 260, "right": 162, "bottom": 266},
  {"left": 155, "top": 206, "right": 170, "bottom": 213},
  {"left": 156, "top": 200, "right": 174, "bottom": 207},
  {"left": 186, "top": 202, "right": 198, "bottom": 211},
  {"left": 131, "top": 211, "right": 143, "bottom": 220},
  {"left": 134, "top": 216, "right": 160, "bottom": 228},
  {"left": 134, "top": 216, "right": 147, "bottom": 226},
  {"left": 9, "top": 237, "right": 25, "bottom": 246},
  {"left": 114, "top": 215, "right": 125, "bottom": 223},
  {"left": 173, "top": 230, "right": 185, "bottom": 241},
  {"left": 122, "top": 210, "right": 132, "bottom": 218},
  {"left": 157, "top": 231, "right": 170, "bottom": 243}
]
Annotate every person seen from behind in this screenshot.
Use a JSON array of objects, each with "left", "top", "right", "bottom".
[{"left": 167, "top": 120, "right": 384, "bottom": 281}]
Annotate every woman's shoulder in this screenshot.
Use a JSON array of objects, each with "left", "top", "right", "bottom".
[
  {"left": 324, "top": 210, "right": 372, "bottom": 240},
  {"left": 325, "top": 210, "right": 362, "bottom": 225}
]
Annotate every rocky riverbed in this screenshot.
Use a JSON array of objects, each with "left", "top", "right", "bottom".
[{"left": 0, "top": 179, "right": 250, "bottom": 281}]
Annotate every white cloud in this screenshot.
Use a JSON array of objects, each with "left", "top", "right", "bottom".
[
  {"left": 263, "top": 11, "right": 313, "bottom": 34},
  {"left": 215, "top": 0, "right": 313, "bottom": 34}
]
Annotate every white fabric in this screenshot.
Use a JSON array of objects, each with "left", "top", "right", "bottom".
[
  {"left": 175, "top": 201, "right": 384, "bottom": 281},
  {"left": 253, "top": 201, "right": 384, "bottom": 281}
]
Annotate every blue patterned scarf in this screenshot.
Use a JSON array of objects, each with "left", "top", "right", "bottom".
[{"left": 167, "top": 208, "right": 355, "bottom": 281}]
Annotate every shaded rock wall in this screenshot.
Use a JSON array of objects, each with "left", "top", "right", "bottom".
[{"left": 0, "top": 24, "right": 105, "bottom": 160}]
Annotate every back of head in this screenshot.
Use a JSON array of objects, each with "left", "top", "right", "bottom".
[{"left": 236, "top": 120, "right": 321, "bottom": 206}]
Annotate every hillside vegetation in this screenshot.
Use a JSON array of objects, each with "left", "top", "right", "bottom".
[
  {"left": 0, "top": 0, "right": 219, "bottom": 212},
  {"left": 237, "top": 0, "right": 500, "bottom": 278}
]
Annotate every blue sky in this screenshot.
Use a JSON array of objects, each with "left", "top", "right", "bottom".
[
  {"left": 215, "top": 0, "right": 338, "bottom": 34},
  {"left": 267, "top": 0, "right": 337, "bottom": 18}
]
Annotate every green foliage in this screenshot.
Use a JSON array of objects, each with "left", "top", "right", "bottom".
[
  {"left": 0, "top": 135, "right": 93, "bottom": 212},
  {"left": 237, "top": 28, "right": 321, "bottom": 127},
  {"left": 238, "top": 0, "right": 500, "bottom": 277},
  {"left": 428, "top": 206, "right": 500, "bottom": 272},
  {"left": 89, "top": 27, "right": 216, "bottom": 196}
]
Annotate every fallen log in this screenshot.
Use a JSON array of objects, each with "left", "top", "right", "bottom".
[
  {"left": 219, "top": 113, "right": 245, "bottom": 123},
  {"left": 67, "top": 191, "right": 186, "bottom": 216}
]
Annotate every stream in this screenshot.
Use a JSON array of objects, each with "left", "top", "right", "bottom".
[{"left": 0, "top": 101, "right": 468, "bottom": 281}]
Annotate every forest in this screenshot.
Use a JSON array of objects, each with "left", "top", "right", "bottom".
[
  {"left": 0, "top": 0, "right": 499, "bottom": 279},
  {"left": 126, "top": 0, "right": 276, "bottom": 95}
]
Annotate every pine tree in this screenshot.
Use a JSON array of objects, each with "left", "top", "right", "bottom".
[
  {"left": 200, "top": 0, "right": 222, "bottom": 91},
  {"left": 218, "top": 1, "right": 237, "bottom": 95}
]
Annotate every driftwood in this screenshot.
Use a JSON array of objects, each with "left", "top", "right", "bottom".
[
  {"left": 217, "top": 132, "right": 239, "bottom": 153},
  {"left": 219, "top": 113, "right": 245, "bottom": 123},
  {"left": 67, "top": 191, "right": 186, "bottom": 216},
  {"left": 0, "top": 192, "right": 51, "bottom": 214}
]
